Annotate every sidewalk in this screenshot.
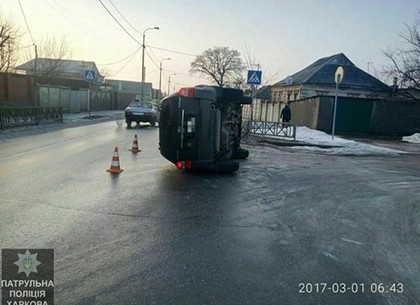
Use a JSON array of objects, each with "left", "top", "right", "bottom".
[
  {"left": 63, "top": 110, "right": 125, "bottom": 124},
  {"left": 0, "top": 110, "right": 125, "bottom": 141}
]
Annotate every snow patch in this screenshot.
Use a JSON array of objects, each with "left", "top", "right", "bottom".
[
  {"left": 291, "top": 127, "right": 405, "bottom": 156},
  {"left": 402, "top": 133, "right": 420, "bottom": 144}
]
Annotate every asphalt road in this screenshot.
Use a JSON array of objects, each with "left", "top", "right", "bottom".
[{"left": 0, "top": 121, "right": 419, "bottom": 305}]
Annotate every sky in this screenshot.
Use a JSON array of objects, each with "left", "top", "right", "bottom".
[{"left": 2, "top": 0, "right": 419, "bottom": 93}]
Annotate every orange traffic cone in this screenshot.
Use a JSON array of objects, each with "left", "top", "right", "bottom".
[
  {"left": 129, "top": 134, "right": 141, "bottom": 153},
  {"left": 106, "top": 147, "right": 124, "bottom": 174}
]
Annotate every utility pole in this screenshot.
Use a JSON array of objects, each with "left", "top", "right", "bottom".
[
  {"left": 332, "top": 66, "right": 344, "bottom": 140},
  {"left": 168, "top": 74, "right": 175, "bottom": 95},
  {"left": 159, "top": 58, "right": 170, "bottom": 103},
  {"left": 141, "top": 26, "right": 159, "bottom": 100}
]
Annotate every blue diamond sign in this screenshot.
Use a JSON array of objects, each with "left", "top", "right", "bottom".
[
  {"left": 84, "top": 70, "right": 96, "bottom": 81},
  {"left": 247, "top": 70, "right": 262, "bottom": 85}
]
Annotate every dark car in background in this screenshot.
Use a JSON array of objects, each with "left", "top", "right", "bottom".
[
  {"left": 159, "top": 85, "right": 251, "bottom": 173},
  {"left": 124, "top": 100, "right": 159, "bottom": 127}
]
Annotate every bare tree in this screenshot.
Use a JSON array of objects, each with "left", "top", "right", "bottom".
[
  {"left": 190, "top": 47, "right": 245, "bottom": 87},
  {"left": 23, "top": 36, "right": 73, "bottom": 85},
  {"left": 99, "top": 66, "right": 111, "bottom": 80},
  {"left": 241, "top": 42, "right": 282, "bottom": 88},
  {"left": 0, "top": 14, "right": 20, "bottom": 72},
  {"left": 383, "top": 12, "right": 420, "bottom": 99},
  {"left": 242, "top": 42, "right": 260, "bottom": 71}
]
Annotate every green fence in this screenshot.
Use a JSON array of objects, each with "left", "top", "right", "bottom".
[{"left": 0, "top": 107, "right": 63, "bottom": 129}]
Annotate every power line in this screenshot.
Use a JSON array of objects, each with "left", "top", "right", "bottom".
[
  {"left": 107, "top": 0, "right": 192, "bottom": 58},
  {"left": 147, "top": 44, "right": 197, "bottom": 57},
  {"left": 18, "top": 0, "right": 35, "bottom": 44},
  {"left": 99, "top": 47, "right": 141, "bottom": 65},
  {"left": 145, "top": 48, "right": 160, "bottom": 70},
  {"left": 41, "top": 0, "right": 109, "bottom": 44},
  {"left": 164, "top": 69, "right": 193, "bottom": 78},
  {"left": 109, "top": 48, "right": 139, "bottom": 78},
  {"left": 145, "top": 39, "right": 162, "bottom": 70},
  {"left": 99, "top": 0, "right": 198, "bottom": 61},
  {"left": 107, "top": 0, "right": 141, "bottom": 36},
  {"left": 97, "top": 0, "right": 142, "bottom": 46}
]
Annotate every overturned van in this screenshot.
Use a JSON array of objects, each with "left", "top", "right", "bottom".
[{"left": 159, "top": 85, "right": 251, "bottom": 173}]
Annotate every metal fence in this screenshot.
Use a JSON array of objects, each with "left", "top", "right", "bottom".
[
  {"left": 242, "top": 120, "right": 296, "bottom": 141},
  {"left": 0, "top": 107, "right": 63, "bottom": 129}
]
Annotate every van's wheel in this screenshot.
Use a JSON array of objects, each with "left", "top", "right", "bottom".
[{"left": 126, "top": 121, "right": 132, "bottom": 128}]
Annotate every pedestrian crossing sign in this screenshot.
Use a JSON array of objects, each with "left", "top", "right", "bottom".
[
  {"left": 84, "top": 70, "right": 96, "bottom": 81},
  {"left": 247, "top": 70, "right": 262, "bottom": 85}
]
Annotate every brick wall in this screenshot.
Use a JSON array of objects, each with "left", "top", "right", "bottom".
[{"left": 0, "top": 72, "right": 34, "bottom": 106}]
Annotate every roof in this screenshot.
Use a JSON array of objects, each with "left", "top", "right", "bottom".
[
  {"left": 105, "top": 79, "right": 152, "bottom": 94},
  {"left": 15, "top": 58, "right": 102, "bottom": 78},
  {"left": 256, "top": 86, "right": 271, "bottom": 100},
  {"left": 275, "top": 53, "right": 390, "bottom": 92}
]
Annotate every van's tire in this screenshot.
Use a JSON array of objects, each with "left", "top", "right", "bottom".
[
  {"left": 126, "top": 121, "right": 132, "bottom": 128},
  {"left": 232, "top": 148, "right": 249, "bottom": 160}
]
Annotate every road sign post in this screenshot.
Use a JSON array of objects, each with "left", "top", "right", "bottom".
[
  {"left": 247, "top": 70, "right": 262, "bottom": 122},
  {"left": 87, "top": 86, "right": 91, "bottom": 119},
  {"left": 84, "top": 70, "right": 96, "bottom": 119},
  {"left": 332, "top": 66, "right": 344, "bottom": 140}
]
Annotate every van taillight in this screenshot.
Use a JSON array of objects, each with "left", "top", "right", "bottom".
[
  {"left": 176, "top": 161, "right": 192, "bottom": 170},
  {"left": 178, "top": 87, "right": 195, "bottom": 98}
]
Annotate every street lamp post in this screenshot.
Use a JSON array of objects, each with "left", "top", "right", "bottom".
[
  {"left": 159, "top": 58, "right": 170, "bottom": 103},
  {"left": 332, "top": 66, "right": 344, "bottom": 140},
  {"left": 141, "top": 26, "right": 159, "bottom": 100},
  {"left": 168, "top": 74, "right": 176, "bottom": 95}
]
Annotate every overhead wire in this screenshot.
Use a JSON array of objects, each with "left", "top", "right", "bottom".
[
  {"left": 145, "top": 38, "right": 162, "bottom": 71},
  {"left": 41, "top": 0, "right": 109, "bottom": 44},
  {"left": 98, "top": 47, "right": 142, "bottom": 65},
  {"left": 107, "top": 0, "right": 141, "bottom": 36},
  {"left": 97, "top": 0, "right": 142, "bottom": 46},
  {"left": 95, "top": 0, "right": 203, "bottom": 82},
  {"left": 146, "top": 44, "right": 197, "bottom": 57},
  {"left": 109, "top": 48, "right": 139, "bottom": 78},
  {"left": 145, "top": 48, "right": 160, "bottom": 70},
  {"left": 17, "top": 0, "right": 35, "bottom": 44},
  {"left": 100, "top": 0, "right": 198, "bottom": 58}
]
